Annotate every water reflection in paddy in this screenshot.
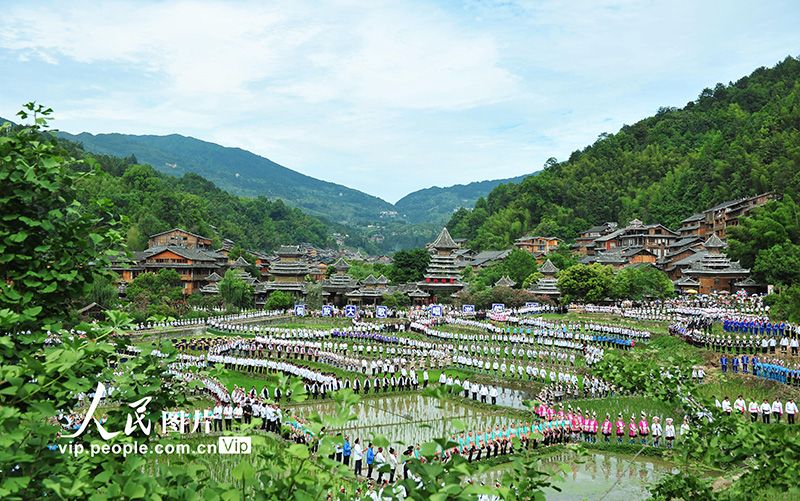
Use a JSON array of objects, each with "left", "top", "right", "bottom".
[
  {"left": 293, "top": 394, "right": 520, "bottom": 446},
  {"left": 478, "top": 450, "right": 678, "bottom": 500},
  {"left": 491, "top": 387, "right": 538, "bottom": 410}
]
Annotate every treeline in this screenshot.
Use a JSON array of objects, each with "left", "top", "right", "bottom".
[
  {"left": 728, "top": 196, "right": 800, "bottom": 321},
  {"left": 64, "top": 144, "right": 334, "bottom": 251},
  {"left": 449, "top": 56, "right": 800, "bottom": 249}
]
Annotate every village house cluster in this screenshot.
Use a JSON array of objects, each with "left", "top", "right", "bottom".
[
  {"left": 573, "top": 193, "right": 773, "bottom": 294},
  {"left": 110, "top": 193, "right": 772, "bottom": 306}
]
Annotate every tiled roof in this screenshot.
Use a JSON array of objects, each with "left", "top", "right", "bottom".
[
  {"left": 669, "top": 237, "right": 703, "bottom": 248},
  {"left": 674, "top": 276, "right": 700, "bottom": 286},
  {"left": 680, "top": 213, "right": 704, "bottom": 223},
  {"left": 431, "top": 227, "right": 459, "bottom": 250},
  {"left": 494, "top": 275, "right": 516, "bottom": 287},
  {"left": 231, "top": 256, "right": 250, "bottom": 267},
  {"left": 144, "top": 245, "right": 220, "bottom": 262},
  {"left": 703, "top": 234, "right": 726, "bottom": 249},
  {"left": 469, "top": 249, "right": 511, "bottom": 266},
  {"left": 621, "top": 246, "right": 654, "bottom": 258},
  {"left": 330, "top": 257, "right": 350, "bottom": 272},
  {"left": 147, "top": 228, "right": 211, "bottom": 241},
  {"left": 581, "top": 250, "right": 626, "bottom": 264},
  {"left": 276, "top": 245, "right": 303, "bottom": 256},
  {"left": 673, "top": 251, "right": 707, "bottom": 267},
  {"left": 539, "top": 259, "right": 559, "bottom": 274}
]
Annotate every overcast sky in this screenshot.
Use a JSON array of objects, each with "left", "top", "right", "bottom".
[{"left": 1, "top": 0, "right": 798, "bottom": 203}]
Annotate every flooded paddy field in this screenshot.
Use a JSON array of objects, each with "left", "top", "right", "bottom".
[
  {"left": 292, "top": 393, "right": 518, "bottom": 447},
  {"left": 477, "top": 450, "right": 679, "bottom": 500}
]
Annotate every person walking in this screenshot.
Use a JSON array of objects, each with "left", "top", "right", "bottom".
[
  {"left": 343, "top": 435, "right": 352, "bottom": 466},
  {"left": 366, "top": 443, "right": 375, "bottom": 479},
  {"left": 787, "top": 399, "right": 798, "bottom": 424},
  {"left": 374, "top": 447, "right": 386, "bottom": 483},
  {"left": 761, "top": 399, "right": 772, "bottom": 423},
  {"left": 387, "top": 447, "right": 398, "bottom": 483},
  {"left": 353, "top": 438, "right": 363, "bottom": 476},
  {"left": 664, "top": 418, "right": 675, "bottom": 449}
]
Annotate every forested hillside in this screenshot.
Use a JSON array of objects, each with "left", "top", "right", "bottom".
[
  {"left": 395, "top": 173, "right": 530, "bottom": 223},
  {"left": 58, "top": 131, "right": 394, "bottom": 225},
  {"left": 64, "top": 144, "right": 334, "bottom": 252},
  {"left": 449, "top": 56, "right": 800, "bottom": 249}
]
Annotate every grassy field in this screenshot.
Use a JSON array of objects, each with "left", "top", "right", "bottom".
[{"left": 638, "top": 334, "right": 704, "bottom": 363}]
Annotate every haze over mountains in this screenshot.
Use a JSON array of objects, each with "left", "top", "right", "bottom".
[
  {"left": 394, "top": 175, "right": 530, "bottom": 223},
  {"left": 56, "top": 130, "right": 530, "bottom": 226}
]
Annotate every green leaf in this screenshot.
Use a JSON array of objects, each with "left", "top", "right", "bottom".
[
  {"left": 122, "top": 479, "right": 146, "bottom": 499},
  {"left": 8, "top": 231, "right": 28, "bottom": 243},
  {"left": 231, "top": 460, "right": 255, "bottom": 482},
  {"left": 286, "top": 443, "right": 309, "bottom": 459}
]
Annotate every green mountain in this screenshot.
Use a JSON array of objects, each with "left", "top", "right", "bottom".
[
  {"left": 449, "top": 56, "right": 800, "bottom": 250},
  {"left": 57, "top": 131, "right": 394, "bottom": 225},
  {"left": 56, "top": 129, "right": 540, "bottom": 227},
  {"left": 395, "top": 174, "right": 531, "bottom": 223},
  {"left": 57, "top": 142, "right": 336, "bottom": 252}
]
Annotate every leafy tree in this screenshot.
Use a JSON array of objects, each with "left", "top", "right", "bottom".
[
  {"left": 218, "top": 269, "right": 254, "bottom": 309},
  {"left": 752, "top": 242, "right": 800, "bottom": 286},
  {"left": 126, "top": 269, "right": 183, "bottom": 305},
  {"left": 265, "top": 290, "right": 294, "bottom": 311},
  {"left": 454, "top": 287, "right": 493, "bottom": 310},
  {"left": 489, "top": 286, "right": 536, "bottom": 308},
  {"left": 0, "top": 104, "right": 201, "bottom": 499},
  {"left": 227, "top": 246, "right": 262, "bottom": 276},
  {"left": 125, "top": 224, "right": 147, "bottom": 250},
  {"left": 304, "top": 282, "right": 324, "bottom": 310},
  {"left": 545, "top": 246, "right": 579, "bottom": 271},
  {"left": 500, "top": 248, "right": 539, "bottom": 286},
  {"left": 346, "top": 261, "right": 391, "bottom": 281},
  {"left": 124, "top": 269, "right": 185, "bottom": 321},
  {"left": 86, "top": 272, "right": 120, "bottom": 308},
  {"left": 382, "top": 291, "right": 412, "bottom": 309},
  {"left": 460, "top": 265, "right": 477, "bottom": 285},
  {"left": 557, "top": 263, "right": 614, "bottom": 303},
  {"left": 388, "top": 248, "right": 430, "bottom": 283},
  {"left": 522, "top": 271, "right": 543, "bottom": 289},
  {"left": 728, "top": 196, "right": 800, "bottom": 271},
  {"left": 1, "top": 104, "right": 122, "bottom": 320},
  {"left": 728, "top": 196, "right": 800, "bottom": 318},
  {"left": 611, "top": 265, "right": 674, "bottom": 300},
  {"left": 472, "top": 249, "right": 540, "bottom": 289},
  {"left": 187, "top": 291, "right": 223, "bottom": 310},
  {"left": 764, "top": 285, "right": 800, "bottom": 322}
]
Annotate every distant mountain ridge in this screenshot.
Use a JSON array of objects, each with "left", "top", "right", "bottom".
[
  {"left": 395, "top": 174, "right": 533, "bottom": 223},
  {"left": 57, "top": 131, "right": 394, "bottom": 225},
  {"left": 56, "top": 129, "right": 534, "bottom": 226}
]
